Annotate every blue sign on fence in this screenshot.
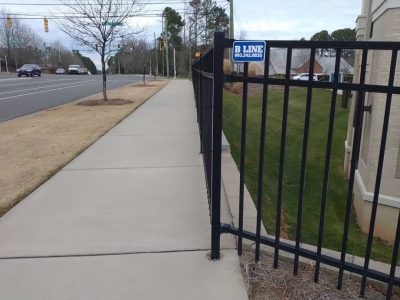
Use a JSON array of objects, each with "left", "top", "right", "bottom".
[{"left": 232, "top": 40, "right": 266, "bottom": 62}]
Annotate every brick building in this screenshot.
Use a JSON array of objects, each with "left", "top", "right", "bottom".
[{"left": 345, "top": 0, "right": 400, "bottom": 241}]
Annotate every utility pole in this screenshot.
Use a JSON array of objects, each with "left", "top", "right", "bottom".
[
  {"left": 188, "top": 24, "right": 192, "bottom": 78},
  {"left": 124, "top": 52, "right": 127, "bottom": 75},
  {"left": 183, "top": 7, "right": 186, "bottom": 77},
  {"left": 154, "top": 32, "right": 158, "bottom": 77},
  {"left": 118, "top": 53, "right": 121, "bottom": 74},
  {"left": 143, "top": 49, "right": 146, "bottom": 85},
  {"left": 194, "top": 1, "right": 199, "bottom": 51},
  {"left": 11, "top": 29, "right": 18, "bottom": 70},
  {"left": 229, "top": 0, "right": 234, "bottom": 64},
  {"left": 131, "top": 43, "right": 135, "bottom": 75},
  {"left": 161, "top": 14, "right": 165, "bottom": 76},
  {"left": 5, "top": 55, "right": 8, "bottom": 73},
  {"left": 165, "top": 15, "right": 169, "bottom": 78}
]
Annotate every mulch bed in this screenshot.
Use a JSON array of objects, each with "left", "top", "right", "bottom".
[
  {"left": 77, "top": 98, "right": 133, "bottom": 106},
  {"left": 240, "top": 250, "right": 394, "bottom": 300}
]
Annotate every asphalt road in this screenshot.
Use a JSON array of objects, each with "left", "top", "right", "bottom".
[{"left": 0, "top": 74, "right": 146, "bottom": 122}]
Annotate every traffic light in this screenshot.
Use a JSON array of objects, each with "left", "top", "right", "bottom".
[
  {"left": 44, "top": 18, "right": 49, "bottom": 32},
  {"left": 159, "top": 38, "right": 165, "bottom": 50},
  {"left": 7, "top": 16, "right": 12, "bottom": 29},
  {"left": 194, "top": 52, "right": 201, "bottom": 59}
]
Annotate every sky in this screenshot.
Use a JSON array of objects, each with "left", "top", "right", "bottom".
[{"left": 0, "top": 0, "right": 362, "bottom": 67}]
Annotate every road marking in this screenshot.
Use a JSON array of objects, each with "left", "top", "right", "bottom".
[
  {"left": 0, "top": 81, "right": 101, "bottom": 101},
  {"left": 0, "top": 77, "right": 86, "bottom": 87},
  {"left": 0, "top": 77, "right": 31, "bottom": 82},
  {"left": 0, "top": 80, "right": 101, "bottom": 95}
]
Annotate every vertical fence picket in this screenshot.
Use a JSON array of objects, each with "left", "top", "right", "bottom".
[
  {"left": 274, "top": 47, "right": 293, "bottom": 268},
  {"left": 294, "top": 47, "right": 316, "bottom": 275},
  {"left": 387, "top": 211, "right": 400, "bottom": 299},
  {"left": 360, "top": 49, "right": 398, "bottom": 297},
  {"left": 314, "top": 48, "right": 342, "bottom": 283},
  {"left": 238, "top": 62, "right": 249, "bottom": 256},
  {"left": 210, "top": 32, "right": 225, "bottom": 260},
  {"left": 337, "top": 48, "right": 369, "bottom": 289},
  {"left": 255, "top": 48, "right": 271, "bottom": 261}
]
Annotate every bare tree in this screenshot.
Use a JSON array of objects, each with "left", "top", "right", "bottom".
[
  {"left": 58, "top": 0, "right": 142, "bottom": 100},
  {"left": 0, "top": 10, "right": 12, "bottom": 65},
  {"left": 0, "top": 10, "right": 47, "bottom": 71}
]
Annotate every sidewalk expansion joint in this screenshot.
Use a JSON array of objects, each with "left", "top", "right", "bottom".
[
  {"left": 62, "top": 165, "right": 204, "bottom": 172},
  {"left": 108, "top": 133, "right": 198, "bottom": 137},
  {"left": 0, "top": 247, "right": 237, "bottom": 261}
]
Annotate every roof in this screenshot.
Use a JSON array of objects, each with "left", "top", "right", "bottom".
[
  {"left": 316, "top": 56, "right": 354, "bottom": 74},
  {"left": 254, "top": 48, "right": 354, "bottom": 75}
]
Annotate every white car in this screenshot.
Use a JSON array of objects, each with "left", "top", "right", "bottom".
[
  {"left": 78, "top": 67, "right": 88, "bottom": 75},
  {"left": 293, "top": 73, "right": 318, "bottom": 81},
  {"left": 68, "top": 65, "right": 81, "bottom": 74},
  {"left": 55, "top": 68, "right": 65, "bottom": 74}
]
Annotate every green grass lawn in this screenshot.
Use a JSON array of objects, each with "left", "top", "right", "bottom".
[{"left": 223, "top": 86, "right": 394, "bottom": 263}]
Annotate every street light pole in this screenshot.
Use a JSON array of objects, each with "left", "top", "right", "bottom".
[
  {"left": 173, "top": 48, "right": 176, "bottom": 78},
  {"left": 11, "top": 28, "right": 18, "bottom": 70},
  {"left": 165, "top": 15, "right": 169, "bottom": 78},
  {"left": 143, "top": 48, "right": 146, "bottom": 85},
  {"left": 154, "top": 32, "right": 158, "bottom": 78}
]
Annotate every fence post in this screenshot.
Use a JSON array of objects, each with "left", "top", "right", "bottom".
[{"left": 211, "top": 31, "right": 225, "bottom": 260}]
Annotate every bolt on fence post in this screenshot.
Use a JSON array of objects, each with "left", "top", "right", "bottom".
[{"left": 211, "top": 31, "right": 225, "bottom": 260}]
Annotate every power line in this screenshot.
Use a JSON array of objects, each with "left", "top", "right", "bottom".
[
  {"left": 0, "top": 15, "right": 166, "bottom": 19},
  {"left": 6, "top": 9, "right": 192, "bottom": 16},
  {"left": 2, "top": 5, "right": 227, "bottom": 19},
  {"left": 0, "top": 0, "right": 227, "bottom": 5}
]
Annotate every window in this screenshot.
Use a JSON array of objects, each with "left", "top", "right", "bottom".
[
  {"left": 396, "top": 143, "right": 400, "bottom": 179},
  {"left": 370, "top": 21, "right": 374, "bottom": 39}
]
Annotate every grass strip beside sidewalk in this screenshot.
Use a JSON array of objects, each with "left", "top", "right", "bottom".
[{"left": 0, "top": 80, "right": 167, "bottom": 216}]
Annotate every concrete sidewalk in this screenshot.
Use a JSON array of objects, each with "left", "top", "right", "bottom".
[{"left": 0, "top": 80, "right": 248, "bottom": 299}]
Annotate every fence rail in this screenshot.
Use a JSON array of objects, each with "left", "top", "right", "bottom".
[{"left": 192, "top": 32, "right": 400, "bottom": 299}]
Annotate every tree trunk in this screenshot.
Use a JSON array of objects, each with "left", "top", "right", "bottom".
[{"left": 101, "top": 54, "right": 107, "bottom": 101}]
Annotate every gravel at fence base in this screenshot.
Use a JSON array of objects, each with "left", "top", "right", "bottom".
[{"left": 240, "top": 251, "right": 393, "bottom": 300}]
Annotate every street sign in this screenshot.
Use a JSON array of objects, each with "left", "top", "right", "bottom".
[
  {"left": 232, "top": 40, "right": 266, "bottom": 62},
  {"left": 10, "top": 39, "right": 23, "bottom": 45},
  {"left": 102, "top": 21, "right": 123, "bottom": 26}
]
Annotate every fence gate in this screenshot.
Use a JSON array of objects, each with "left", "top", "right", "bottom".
[{"left": 192, "top": 32, "right": 400, "bottom": 298}]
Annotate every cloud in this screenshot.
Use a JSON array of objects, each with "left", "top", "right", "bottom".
[
  {"left": 240, "top": 20, "right": 298, "bottom": 33},
  {"left": 234, "top": 0, "right": 361, "bottom": 40},
  {"left": 4, "top": 0, "right": 362, "bottom": 67}
]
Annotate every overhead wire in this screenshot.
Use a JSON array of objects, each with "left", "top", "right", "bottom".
[{"left": 0, "top": 0, "right": 227, "bottom": 5}]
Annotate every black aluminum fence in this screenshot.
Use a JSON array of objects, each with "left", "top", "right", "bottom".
[{"left": 192, "top": 32, "right": 400, "bottom": 298}]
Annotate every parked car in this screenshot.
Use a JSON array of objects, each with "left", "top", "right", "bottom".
[
  {"left": 68, "top": 65, "right": 81, "bottom": 74},
  {"left": 293, "top": 73, "right": 318, "bottom": 81},
  {"left": 55, "top": 68, "right": 65, "bottom": 74},
  {"left": 78, "top": 67, "right": 88, "bottom": 75},
  {"left": 17, "top": 64, "right": 41, "bottom": 77}
]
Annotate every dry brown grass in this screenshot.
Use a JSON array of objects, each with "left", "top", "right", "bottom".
[
  {"left": 240, "top": 250, "right": 392, "bottom": 300},
  {"left": 0, "top": 80, "right": 167, "bottom": 216},
  {"left": 77, "top": 98, "right": 133, "bottom": 106}
]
